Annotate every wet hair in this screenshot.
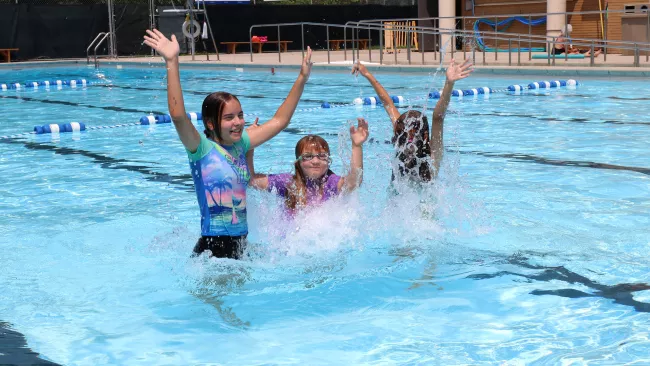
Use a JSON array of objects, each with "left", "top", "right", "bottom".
[
  {"left": 201, "top": 92, "right": 241, "bottom": 141},
  {"left": 392, "top": 110, "right": 432, "bottom": 182},
  {"left": 286, "top": 135, "right": 335, "bottom": 210}
]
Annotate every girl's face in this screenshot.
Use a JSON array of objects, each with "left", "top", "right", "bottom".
[
  {"left": 214, "top": 98, "right": 245, "bottom": 145},
  {"left": 297, "top": 145, "right": 330, "bottom": 180}
]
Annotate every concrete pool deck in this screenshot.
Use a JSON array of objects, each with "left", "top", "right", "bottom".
[{"left": 2, "top": 49, "right": 650, "bottom": 77}]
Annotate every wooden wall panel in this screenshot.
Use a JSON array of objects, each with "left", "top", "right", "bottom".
[{"left": 459, "top": 0, "right": 635, "bottom": 52}]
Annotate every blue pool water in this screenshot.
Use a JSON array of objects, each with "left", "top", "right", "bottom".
[{"left": 1, "top": 63, "right": 649, "bottom": 364}]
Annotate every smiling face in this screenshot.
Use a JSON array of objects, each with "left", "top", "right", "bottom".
[
  {"left": 201, "top": 92, "right": 244, "bottom": 145},
  {"left": 297, "top": 146, "right": 330, "bottom": 180},
  {"left": 216, "top": 99, "right": 245, "bottom": 145},
  {"left": 294, "top": 135, "right": 331, "bottom": 180}
]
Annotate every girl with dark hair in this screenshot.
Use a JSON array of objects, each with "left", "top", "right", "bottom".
[
  {"left": 143, "top": 29, "right": 313, "bottom": 259},
  {"left": 352, "top": 59, "right": 473, "bottom": 182},
  {"left": 247, "top": 118, "right": 369, "bottom": 212}
]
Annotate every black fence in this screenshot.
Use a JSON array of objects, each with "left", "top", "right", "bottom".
[{"left": 0, "top": 3, "right": 416, "bottom": 60}]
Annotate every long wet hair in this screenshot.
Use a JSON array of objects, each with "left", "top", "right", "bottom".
[
  {"left": 286, "top": 135, "right": 335, "bottom": 210},
  {"left": 201, "top": 92, "right": 241, "bottom": 142},
  {"left": 392, "top": 110, "right": 432, "bottom": 182}
]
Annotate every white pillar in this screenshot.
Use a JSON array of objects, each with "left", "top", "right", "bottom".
[
  {"left": 439, "top": 0, "right": 456, "bottom": 53},
  {"left": 547, "top": 0, "right": 567, "bottom": 38}
]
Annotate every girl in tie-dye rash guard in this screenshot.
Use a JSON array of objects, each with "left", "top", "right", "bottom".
[{"left": 144, "top": 29, "right": 314, "bottom": 259}]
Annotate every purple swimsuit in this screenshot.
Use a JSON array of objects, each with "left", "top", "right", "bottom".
[{"left": 267, "top": 173, "right": 341, "bottom": 205}]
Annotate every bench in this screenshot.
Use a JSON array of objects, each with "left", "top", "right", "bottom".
[
  {"left": 0, "top": 48, "right": 19, "bottom": 63},
  {"left": 220, "top": 41, "right": 293, "bottom": 54},
  {"left": 328, "top": 39, "right": 370, "bottom": 51}
]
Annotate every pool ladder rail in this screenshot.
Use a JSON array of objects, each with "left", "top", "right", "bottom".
[{"left": 87, "top": 32, "right": 116, "bottom": 69}]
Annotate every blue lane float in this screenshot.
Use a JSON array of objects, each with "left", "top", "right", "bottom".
[
  {"left": 1, "top": 79, "right": 89, "bottom": 91},
  {"left": 351, "top": 95, "right": 405, "bottom": 105},
  {"left": 139, "top": 112, "right": 203, "bottom": 125},
  {"left": 33, "top": 122, "right": 86, "bottom": 135},
  {"left": 507, "top": 79, "right": 578, "bottom": 94}
]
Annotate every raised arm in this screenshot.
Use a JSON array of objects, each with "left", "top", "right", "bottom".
[
  {"left": 352, "top": 62, "right": 400, "bottom": 130},
  {"left": 246, "top": 47, "right": 313, "bottom": 149},
  {"left": 245, "top": 118, "right": 269, "bottom": 190},
  {"left": 246, "top": 149, "right": 269, "bottom": 190},
  {"left": 430, "top": 58, "right": 473, "bottom": 173},
  {"left": 339, "top": 118, "right": 369, "bottom": 193},
  {"left": 143, "top": 29, "right": 201, "bottom": 152}
]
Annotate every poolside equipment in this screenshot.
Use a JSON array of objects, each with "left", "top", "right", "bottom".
[
  {"left": 182, "top": 14, "right": 201, "bottom": 39},
  {"left": 474, "top": 17, "right": 547, "bottom": 52}
]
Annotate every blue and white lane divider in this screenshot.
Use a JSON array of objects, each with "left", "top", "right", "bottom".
[
  {"left": 508, "top": 79, "right": 579, "bottom": 93},
  {"left": 137, "top": 101, "right": 358, "bottom": 124},
  {"left": 33, "top": 122, "right": 87, "bottom": 134},
  {"left": 0, "top": 79, "right": 92, "bottom": 91},
  {"left": 350, "top": 95, "right": 407, "bottom": 106}
]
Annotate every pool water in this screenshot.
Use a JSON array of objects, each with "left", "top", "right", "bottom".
[{"left": 1, "top": 63, "right": 649, "bottom": 365}]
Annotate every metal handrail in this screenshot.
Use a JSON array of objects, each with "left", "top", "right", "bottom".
[
  {"left": 357, "top": 9, "right": 637, "bottom": 26},
  {"left": 248, "top": 21, "right": 650, "bottom": 67},
  {"left": 87, "top": 32, "right": 107, "bottom": 64},
  {"left": 347, "top": 21, "right": 650, "bottom": 66},
  {"left": 93, "top": 32, "right": 113, "bottom": 68}
]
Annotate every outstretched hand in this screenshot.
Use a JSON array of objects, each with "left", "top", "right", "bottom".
[
  {"left": 351, "top": 61, "right": 370, "bottom": 78},
  {"left": 350, "top": 118, "right": 369, "bottom": 147},
  {"left": 143, "top": 29, "right": 180, "bottom": 61},
  {"left": 300, "top": 46, "right": 313, "bottom": 80},
  {"left": 446, "top": 58, "right": 473, "bottom": 83}
]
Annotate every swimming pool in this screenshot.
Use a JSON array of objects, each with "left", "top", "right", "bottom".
[{"left": 1, "top": 62, "right": 649, "bottom": 365}]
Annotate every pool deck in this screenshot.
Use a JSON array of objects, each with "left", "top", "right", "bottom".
[{"left": 3, "top": 49, "right": 650, "bottom": 76}]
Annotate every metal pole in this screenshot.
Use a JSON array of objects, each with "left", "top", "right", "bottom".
[
  {"left": 494, "top": 16, "right": 498, "bottom": 61},
  {"left": 549, "top": 39, "right": 553, "bottom": 66},
  {"left": 357, "top": 27, "right": 361, "bottom": 60},
  {"left": 368, "top": 28, "right": 372, "bottom": 62},
  {"left": 508, "top": 39, "right": 511, "bottom": 66},
  {"left": 604, "top": 9, "right": 609, "bottom": 61},
  {"left": 472, "top": 35, "right": 476, "bottom": 64},
  {"left": 421, "top": 31, "right": 425, "bottom": 64},
  {"left": 327, "top": 25, "right": 330, "bottom": 64},
  {"left": 277, "top": 25, "right": 281, "bottom": 63},
  {"left": 635, "top": 43, "right": 639, "bottom": 67},
  {"left": 451, "top": 30, "right": 455, "bottom": 59},
  {"left": 380, "top": 25, "right": 384, "bottom": 65},
  {"left": 407, "top": 25, "right": 411, "bottom": 65},
  {"left": 352, "top": 26, "right": 356, "bottom": 64},
  {"left": 249, "top": 27, "right": 253, "bottom": 62},
  {"left": 518, "top": 34, "right": 521, "bottom": 66},
  {"left": 590, "top": 40, "right": 595, "bottom": 66},
  {"left": 393, "top": 28, "right": 397, "bottom": 64},
  {"left": 528, "top": 15, "right": 533, "bottom": 61},
  {"left": 301, "top": 23, "right": 304, "bottom": 61},
  {"left": 202, "top": 4, "right": 220, "bottom": 61},
  {"left": 482, "top": 40, "right": 486, "bottom": 65},
  {"left": 188, "top": 0, "right": 195, "bottom": 61},
  {"left": 647, "top": 11, "right": 650, "bottom": 62},
  {"left": 434, "top": 30, "right": 437, "bottom": 61},
  {"left": 344, "top": 25, "right": 347, "bottom": 61},
  {"left": 149, "top": 0, "right": 155, "bottom": 56},
  {"left": 434, "top": 20, "right": 437, "bottom": 61},
  {"left": 107, "top": 0, "right": 116, "bottom": 58}
]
